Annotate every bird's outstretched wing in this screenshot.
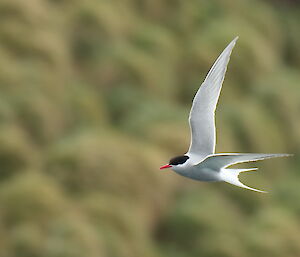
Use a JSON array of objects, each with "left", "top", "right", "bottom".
[
  {"left": 196, "top": 153, "right": 291, "bottom": 193},
  {"left": 198, "top": 153, "right": 292, "bottom": 170},
  {"left": 187, "top": 37, "right": 238, "bottom": 157}
]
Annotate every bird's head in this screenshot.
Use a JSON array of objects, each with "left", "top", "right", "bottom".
[{"left": 160, "top": 155, "right": 190, "bottom": 170}]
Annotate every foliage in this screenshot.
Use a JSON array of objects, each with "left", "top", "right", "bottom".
[{"left": 0, "top": 0, "right": 299, "bottom": 256}]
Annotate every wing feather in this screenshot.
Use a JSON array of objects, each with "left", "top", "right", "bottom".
[
  {"left": 187, "top": 37, "right": 238, "bottom": 156},
  {"left": 197, "top": 153, "right": 292, "bottom": 170}
]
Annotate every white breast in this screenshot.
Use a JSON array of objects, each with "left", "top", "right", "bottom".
[{"left": 172, "top": 161, "right": 221, "bottom": 182}]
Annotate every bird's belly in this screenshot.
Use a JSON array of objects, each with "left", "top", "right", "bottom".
[{"left": 174, "top": 166, "right": 220, "bottom": 182}]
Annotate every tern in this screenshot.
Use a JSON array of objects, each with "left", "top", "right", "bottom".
[{"left": 160, "top": 37, "right": 290, "bottom": 193}]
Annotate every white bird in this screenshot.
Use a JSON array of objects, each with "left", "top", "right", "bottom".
[{"left": 160, "top": 37, "right": 291, "bottom": 193}]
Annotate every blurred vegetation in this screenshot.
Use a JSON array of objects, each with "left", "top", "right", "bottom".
[{"left": 0, "top": 0, "right": 299, "bottom": 256}]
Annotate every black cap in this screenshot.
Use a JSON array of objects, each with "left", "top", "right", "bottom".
[{"left": 169, "top": 155, "right": 189, "bottom": 165}]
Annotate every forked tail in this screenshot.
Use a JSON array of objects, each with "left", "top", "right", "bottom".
[
  {"left": 220, "top": 168, "right": 266, "bottom": 193},
  {"left": 198, "top": 153, "right": 292, "bottom": 193}
]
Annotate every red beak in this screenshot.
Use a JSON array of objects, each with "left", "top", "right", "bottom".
[{"left": 160, "top": 164, "right": 172, "bottom": 170}]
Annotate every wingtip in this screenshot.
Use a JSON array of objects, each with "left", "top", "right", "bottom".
[
  {"left": 227, "top": 36, "right": 239, "bottom": 48},
  {"left": 231, "top": 36, "right": 239, "bottom": 44},
  {"left": 274, "top": 153, "right": 294, "bottom": 158}
]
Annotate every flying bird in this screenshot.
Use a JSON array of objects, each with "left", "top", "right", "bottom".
[{"left": 160, "top": 37, "right": 290, "bottom": 193}]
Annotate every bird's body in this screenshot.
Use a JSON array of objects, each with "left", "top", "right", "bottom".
[
  {"left": 160, "top": 37, "right": 290, "bottom": 193},
  {"left": 173, "top": 163, "right": 220, "bottom": 182}
]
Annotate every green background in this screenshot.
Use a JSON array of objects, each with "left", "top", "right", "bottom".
[{"left": 0, "top": 0, "right": 299, "bottom": 256}]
